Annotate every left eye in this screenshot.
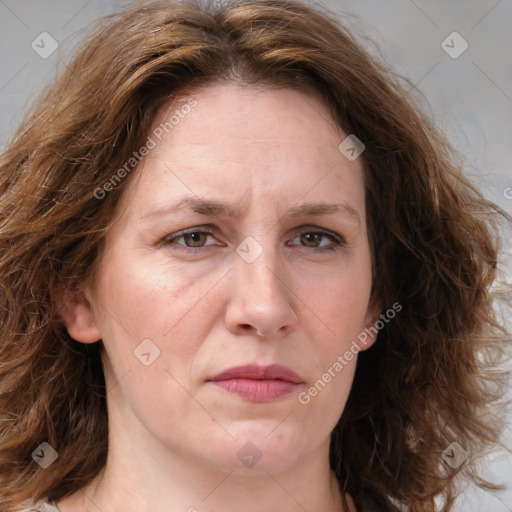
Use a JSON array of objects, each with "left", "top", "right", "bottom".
[{"left": 288, "top": 230, "right": 341, "bottom": 249}]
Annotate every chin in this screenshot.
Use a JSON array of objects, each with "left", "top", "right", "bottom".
[{"left": 201, "top": 422, "right": 306, "bottom": 475}]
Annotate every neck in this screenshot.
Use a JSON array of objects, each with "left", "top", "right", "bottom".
[
  {"left": 57, "top": 425, "right": 349, "bottom": 512},
  {"left": 79, "top": 448, "right": 345, "bottom": 512}
]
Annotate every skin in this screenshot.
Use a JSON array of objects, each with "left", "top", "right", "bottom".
[{"left": 58, "top": 82, "right": 380, "bottom": 512}]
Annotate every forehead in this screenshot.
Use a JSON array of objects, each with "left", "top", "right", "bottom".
[
  {"left": 152, "top": 82, "right": 343, "bottom": 158},
  {"left": 117, "top": 82, "right": 366, "bottom": 221}
]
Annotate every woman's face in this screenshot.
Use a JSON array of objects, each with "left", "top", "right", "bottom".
[{"left": 72, "top": 83, "right": 379, "bottom": 474}]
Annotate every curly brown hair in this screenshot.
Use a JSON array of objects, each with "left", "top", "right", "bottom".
[{"left": 0, "top": 0, "right": 510, "bottom": 510}]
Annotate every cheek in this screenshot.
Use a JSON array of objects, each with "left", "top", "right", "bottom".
[
  {"left": 96, "top": 252, "right": 196, "bottom": 330},
  {"left": 91, "top": 254, "right": 199, "bottom": 372},
  {"left": 307, "top": 257, "right": 373, "bottom": 345},
  {"left": 94, "top": 255, "right": 209, "bottom": 430},
  {"left": 297, "top": 357, "right": 357, "bottom": 438}
]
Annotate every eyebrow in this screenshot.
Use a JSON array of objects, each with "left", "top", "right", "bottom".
[{"left": 141, "top": 197, "right": 361, "bottom": 226}]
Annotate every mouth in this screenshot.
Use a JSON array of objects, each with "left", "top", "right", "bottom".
[{"left": 207, "top": 364, "right": 305, "bottom": 402}]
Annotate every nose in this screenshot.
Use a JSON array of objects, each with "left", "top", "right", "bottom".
[{"left": 224, "top": 244, "right": 298, "bottom": 339}]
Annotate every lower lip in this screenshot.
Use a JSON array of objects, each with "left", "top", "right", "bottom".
[{"left": 210, "top": 379, "right": 301, "bottom": 402}]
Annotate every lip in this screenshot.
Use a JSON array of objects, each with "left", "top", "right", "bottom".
[
  {"left": 207, "top": 364, "right": 304, "bottom": 402},
  {"left": 209, "top": 364, "right": 304, "bottom": 383}
]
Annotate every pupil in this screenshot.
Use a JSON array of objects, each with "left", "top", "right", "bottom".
[
  {"left": 187, "top": 232, "right": 204, "bottom": 246},
  {"left": 302, "top": 233, "right": 320, "bottom": 247}
]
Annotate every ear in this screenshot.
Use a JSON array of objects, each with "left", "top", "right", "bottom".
[
  {"left": 55, "top": 287, "right": 102, "bottom": 344},
  {"left": 359, "top": 295, "right": 382, "bottom": 351}
]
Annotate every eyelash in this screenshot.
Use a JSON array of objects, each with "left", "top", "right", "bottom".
[{"left": 161, "top": 226, "right": 345, "bottom": 254}]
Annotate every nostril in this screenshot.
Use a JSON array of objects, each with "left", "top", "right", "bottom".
[{"left": 239, "top": 325, "right": 266, "bottom": 336}]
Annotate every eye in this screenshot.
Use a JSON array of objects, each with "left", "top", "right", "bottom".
[
  {"left": 162, "top": 228, "right": 220, "bottom": 251},
  {"left": 288, "top": 228, "right": 344, "bottom": 251}
]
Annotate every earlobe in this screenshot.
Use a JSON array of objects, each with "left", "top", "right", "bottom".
[
  {"left": 56, "top": 287, "right": 102, "bottom": 344},
  {"left": 360, "top": 297, "right": 382, "bottom": 351}
]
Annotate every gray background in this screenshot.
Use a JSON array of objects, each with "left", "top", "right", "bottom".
[{"left": 1, "top": 0, "right": 511, "bottom": 510}]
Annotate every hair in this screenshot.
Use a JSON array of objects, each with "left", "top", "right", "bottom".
[{"left": 0, "top": 0, "right": 510, "bottom": 510}]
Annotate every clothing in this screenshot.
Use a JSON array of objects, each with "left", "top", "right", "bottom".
[{"left": 17, "top": 501, "right": 60, "bottom": 512}]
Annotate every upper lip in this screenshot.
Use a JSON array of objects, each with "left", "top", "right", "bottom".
[{"left": 208, "top": 364, "right": 304, "bottom": 384}]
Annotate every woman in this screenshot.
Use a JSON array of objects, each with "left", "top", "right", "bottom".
[{"left": 0, "top": 0, "right": 510, "bottom": 511}]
